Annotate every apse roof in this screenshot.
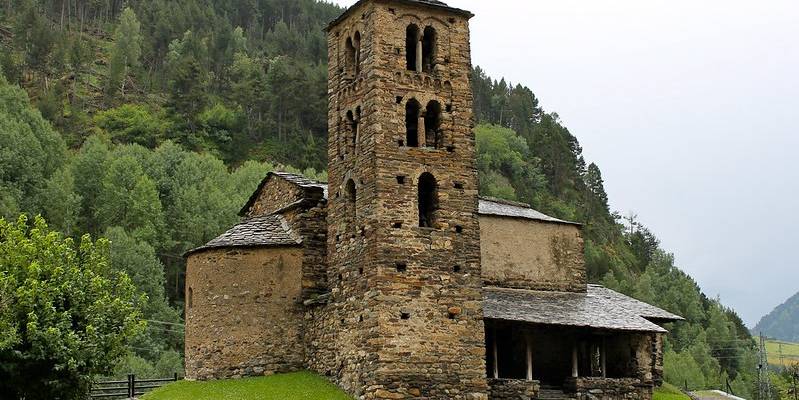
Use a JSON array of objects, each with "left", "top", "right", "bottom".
[{"left": 184, "top": 214, "right": 302, "bottom": 256}]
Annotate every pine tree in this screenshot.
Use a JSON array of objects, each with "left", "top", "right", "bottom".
[{"left": 107, "top": 8, "right": 142, "bottom": 98}]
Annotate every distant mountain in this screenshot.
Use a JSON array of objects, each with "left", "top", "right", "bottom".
[{"left": 754, "top": 292, "right": 799, "bottom": 342}]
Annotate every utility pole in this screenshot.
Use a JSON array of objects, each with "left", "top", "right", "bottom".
[{"left": 757, "top": 333, "right": 773, "bottom": 400}]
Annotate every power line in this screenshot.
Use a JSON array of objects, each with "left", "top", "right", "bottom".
[{"left": 145, "top": 319, "right": 185, "bottom": 327}]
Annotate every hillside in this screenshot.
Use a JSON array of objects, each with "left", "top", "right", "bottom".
[
  {"left": 765, "top": 340, "right": 799, "bottom": 367},
  {"left": 0, "top": 0, "right": 763, "bottom": 398},
  {"left": 755, "top": 292, "right": 799, "bottom": 343}
]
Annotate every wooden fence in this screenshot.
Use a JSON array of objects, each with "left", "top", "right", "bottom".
[{"left": 89, "top": 373, "right": 180, "bottom": 399}]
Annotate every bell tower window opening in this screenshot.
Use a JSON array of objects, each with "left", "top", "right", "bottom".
[
  {"left": 418, "top": 172, "right": 438, "bottom": 228},
  {"left": 422, "top": 26, "right": 437, "bottom": 73},
  {"left": 345, "top": 179, "right": 357, "bottom": 216},
  {"left": 405, "top": 99, "right": 421, "bottom": 147},
  {"left": 345, "top": 37, "right": 356, "bottom": 78},
  {"left": 353, "top": 31, "right": 362, "bottom": 75},
  {"left": 406, "top": 24, "right": 421, "bottom": 72},
  {"left": 424, "top": 100, "right": 443, "bottom": 148}
]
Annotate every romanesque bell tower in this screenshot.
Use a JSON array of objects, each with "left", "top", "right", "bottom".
[{"left": 323, "top": 1, "right": 487, "bottom": 398}]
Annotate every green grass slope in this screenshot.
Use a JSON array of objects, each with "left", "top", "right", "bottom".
[
  {"left": 765, "top": 339, "right": 799, "bottom": 367},
  {"left": 654, "top": 383, "right": 692, "bottom": 400},
  {"left": 142, "top": 371, "right": 352, "bottom": 400}
]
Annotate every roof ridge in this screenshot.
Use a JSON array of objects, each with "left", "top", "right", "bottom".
[{"left": 479, "top": 196, "right": 534, "bottom": 209}]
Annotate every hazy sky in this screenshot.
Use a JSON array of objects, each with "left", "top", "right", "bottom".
[{"left": 328, "top": 0, "right": 799, "bottom": 326}]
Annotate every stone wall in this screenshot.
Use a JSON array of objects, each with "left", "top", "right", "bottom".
[
  {"left": 245, "top": 176, "right": 306, "bottom": 218},
  {"left": 568, "top": 378, "right": 653, "bottom": 400},
  {"left": 480, "top": 215, "right": 585, "bottom": 292},
  {"left": 184, "top": 247, "right": 305, "bottom": 380},
  {"left": 322, "top": 1, "right": 488, "bottom": 398},
  {"left": 487, "top": 379, "right": 540, "bottom": 400}
]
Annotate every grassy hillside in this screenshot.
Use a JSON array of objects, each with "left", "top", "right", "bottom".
[
  {"left": 654, "top": 383, "right": 691, "bottom": 400},
  {"left": 766, "top": 339, "right": 799, "bottom": 367},
  {"left": 142, "top": 372, "right": 352, "bottom": 400}
]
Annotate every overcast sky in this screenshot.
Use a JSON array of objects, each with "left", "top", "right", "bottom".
[{"left": 328, "top": 0, "right": 799, "bottom": 327}]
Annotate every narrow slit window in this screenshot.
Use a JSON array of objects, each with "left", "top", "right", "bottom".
[
  {"left": 424, "top": 100, "right": 443, "bottom": 148},
  {"left": 346, "top": 110, "right": 357, "bottom": 146},
  {"left": 418, "top": 172, "right": 438, "bottom": 228},
  {"left": 406, "top": 24, "right": 420, "bottom": 72},
  {"left": 422, "top": 26, "right": 437, "bottom": 73},
  {"left": 345, "top": 179, "right": 357, "bottom": 216},
  {"left": 405, "top": 99, "right": 421, "bottom": 147},
  {"left": 188, "top": 287, "right": 193, "bottom": 308}
]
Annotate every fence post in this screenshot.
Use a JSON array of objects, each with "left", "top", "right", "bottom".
[
  {"left": 127, "top": 374, "right": 134, "bottom": 398},
  {"left": 174, "top": 372, "right": 178, "bottom": 382},
  {"left": 130, "top": 374, "right": 136, "bottom": 398}
]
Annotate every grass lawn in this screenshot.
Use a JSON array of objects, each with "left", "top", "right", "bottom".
[
  {"left": 765, "top": 339, "right": 799, "bottom": 367},
  {"left": 142, "top": 371, "right": 353, "bottom": 400},
  {"left": 654, "top": 382, "right": 691, "bottom": 400}
]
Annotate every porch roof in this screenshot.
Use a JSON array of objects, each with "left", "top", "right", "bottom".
[{"left": 483, "top": 285, "right": 683, "bottom": 333}]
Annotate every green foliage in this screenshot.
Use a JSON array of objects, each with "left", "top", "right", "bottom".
[
  {"left": 107, "top": 8, "right": 143, "bottom": 98},
  {"left": 0, "top": 71, "right": 66, "bottom": 218},
  {"left": 143, "top": 371, "right": 353, "bottom": 400},
  {"left": 94, "top": 104, "right": 170, "bottom": 147},
  {"left": 0, "top": 215, "right": 145, "bottom": 399}
]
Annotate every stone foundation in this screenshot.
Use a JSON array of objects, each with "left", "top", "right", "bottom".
[
  {"left": 567, "top": 378, "right": 653, "bottom": 400},
  {"left": 488, "top": 379, "right": 540, "bottom": 400}
]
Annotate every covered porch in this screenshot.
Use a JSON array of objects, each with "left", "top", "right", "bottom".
[
  {"left": 485, "top": 320, "right": 654, "bottom": 388},
  {"left": 482, "top": 286, "right": 682, "bottom": 400}
]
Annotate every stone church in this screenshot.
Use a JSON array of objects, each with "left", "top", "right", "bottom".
[{"left": 183, "top": 1, "right": 683, "bottom": 399}]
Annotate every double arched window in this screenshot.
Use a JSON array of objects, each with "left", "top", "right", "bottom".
[
  {"left": 406, "top": 24, "right": 437, "bottom": 73},
  {"left": 405, "top": 99, "right": 443, "bottom": 149}
]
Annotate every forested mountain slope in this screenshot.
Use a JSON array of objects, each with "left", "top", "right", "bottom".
[
  {"left": 0, "top": 0, "right": 767, "bottom": 397},
  {"left": 756, "top": 292, "right": 799, "bottom": 342}
]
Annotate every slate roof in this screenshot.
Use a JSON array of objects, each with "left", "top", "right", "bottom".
[
  {"left": 483, "top": 285, "right": 683, "bottom": 333},
  {"left": 327, "top": 0, "right": 474, "bottom": 31},
  {"left": 185, "top": 214, "right": 301, "bottom": 256},
  {"left": 239, "top": 172, "right": 327, "bottom": 216},
  {"left": 478, "top": 197, "right": 580, "bottom": 226}
]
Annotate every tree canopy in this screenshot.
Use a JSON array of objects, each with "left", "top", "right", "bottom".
[{"left": 0, "top": 215, "right": 144, "bottom": 400}]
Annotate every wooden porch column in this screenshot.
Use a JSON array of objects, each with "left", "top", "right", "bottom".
[
  {"left": 526, "top": 334, "right": 533, "bottom": 381},
  {"left": 572, "top": 343, "right": 579, "bottom": 378},
  {"left": 492, "top": 327, "right": 499, "bottom": 379},
  {"left": 601, "top": 337, "right": 607, "bottom": 378}
]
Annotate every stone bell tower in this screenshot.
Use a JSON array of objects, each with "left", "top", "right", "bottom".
[{"left": 324, "top": 0, "right": 487, "bottom": 398}]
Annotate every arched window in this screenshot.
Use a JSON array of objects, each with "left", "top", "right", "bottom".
[
  {"left": 422, "top": 26, "right": 437, "bottom": 73},
  {"left": 353, "top": 31, "right": 362, "bottom": 75},
  {"left": 345, "top": 179, "right": 357, "bottom": 215},
  {"left": 405, "top": 99, "right": 421, "bottom": 147},
  {"left": 418, "top": 173, "right": 438, "bottom": 228},
  {"left": 345, "top": 37, "right": 356, "bottom": 77},
  {"left": 406, "top": 24, "right": 421, "bottom": 72},
  {"left": 424, "top": 100, "right": 442, "bottom": 148},
  {"left": 188, "top": 287, "right": 193, "bottom": 309}
]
